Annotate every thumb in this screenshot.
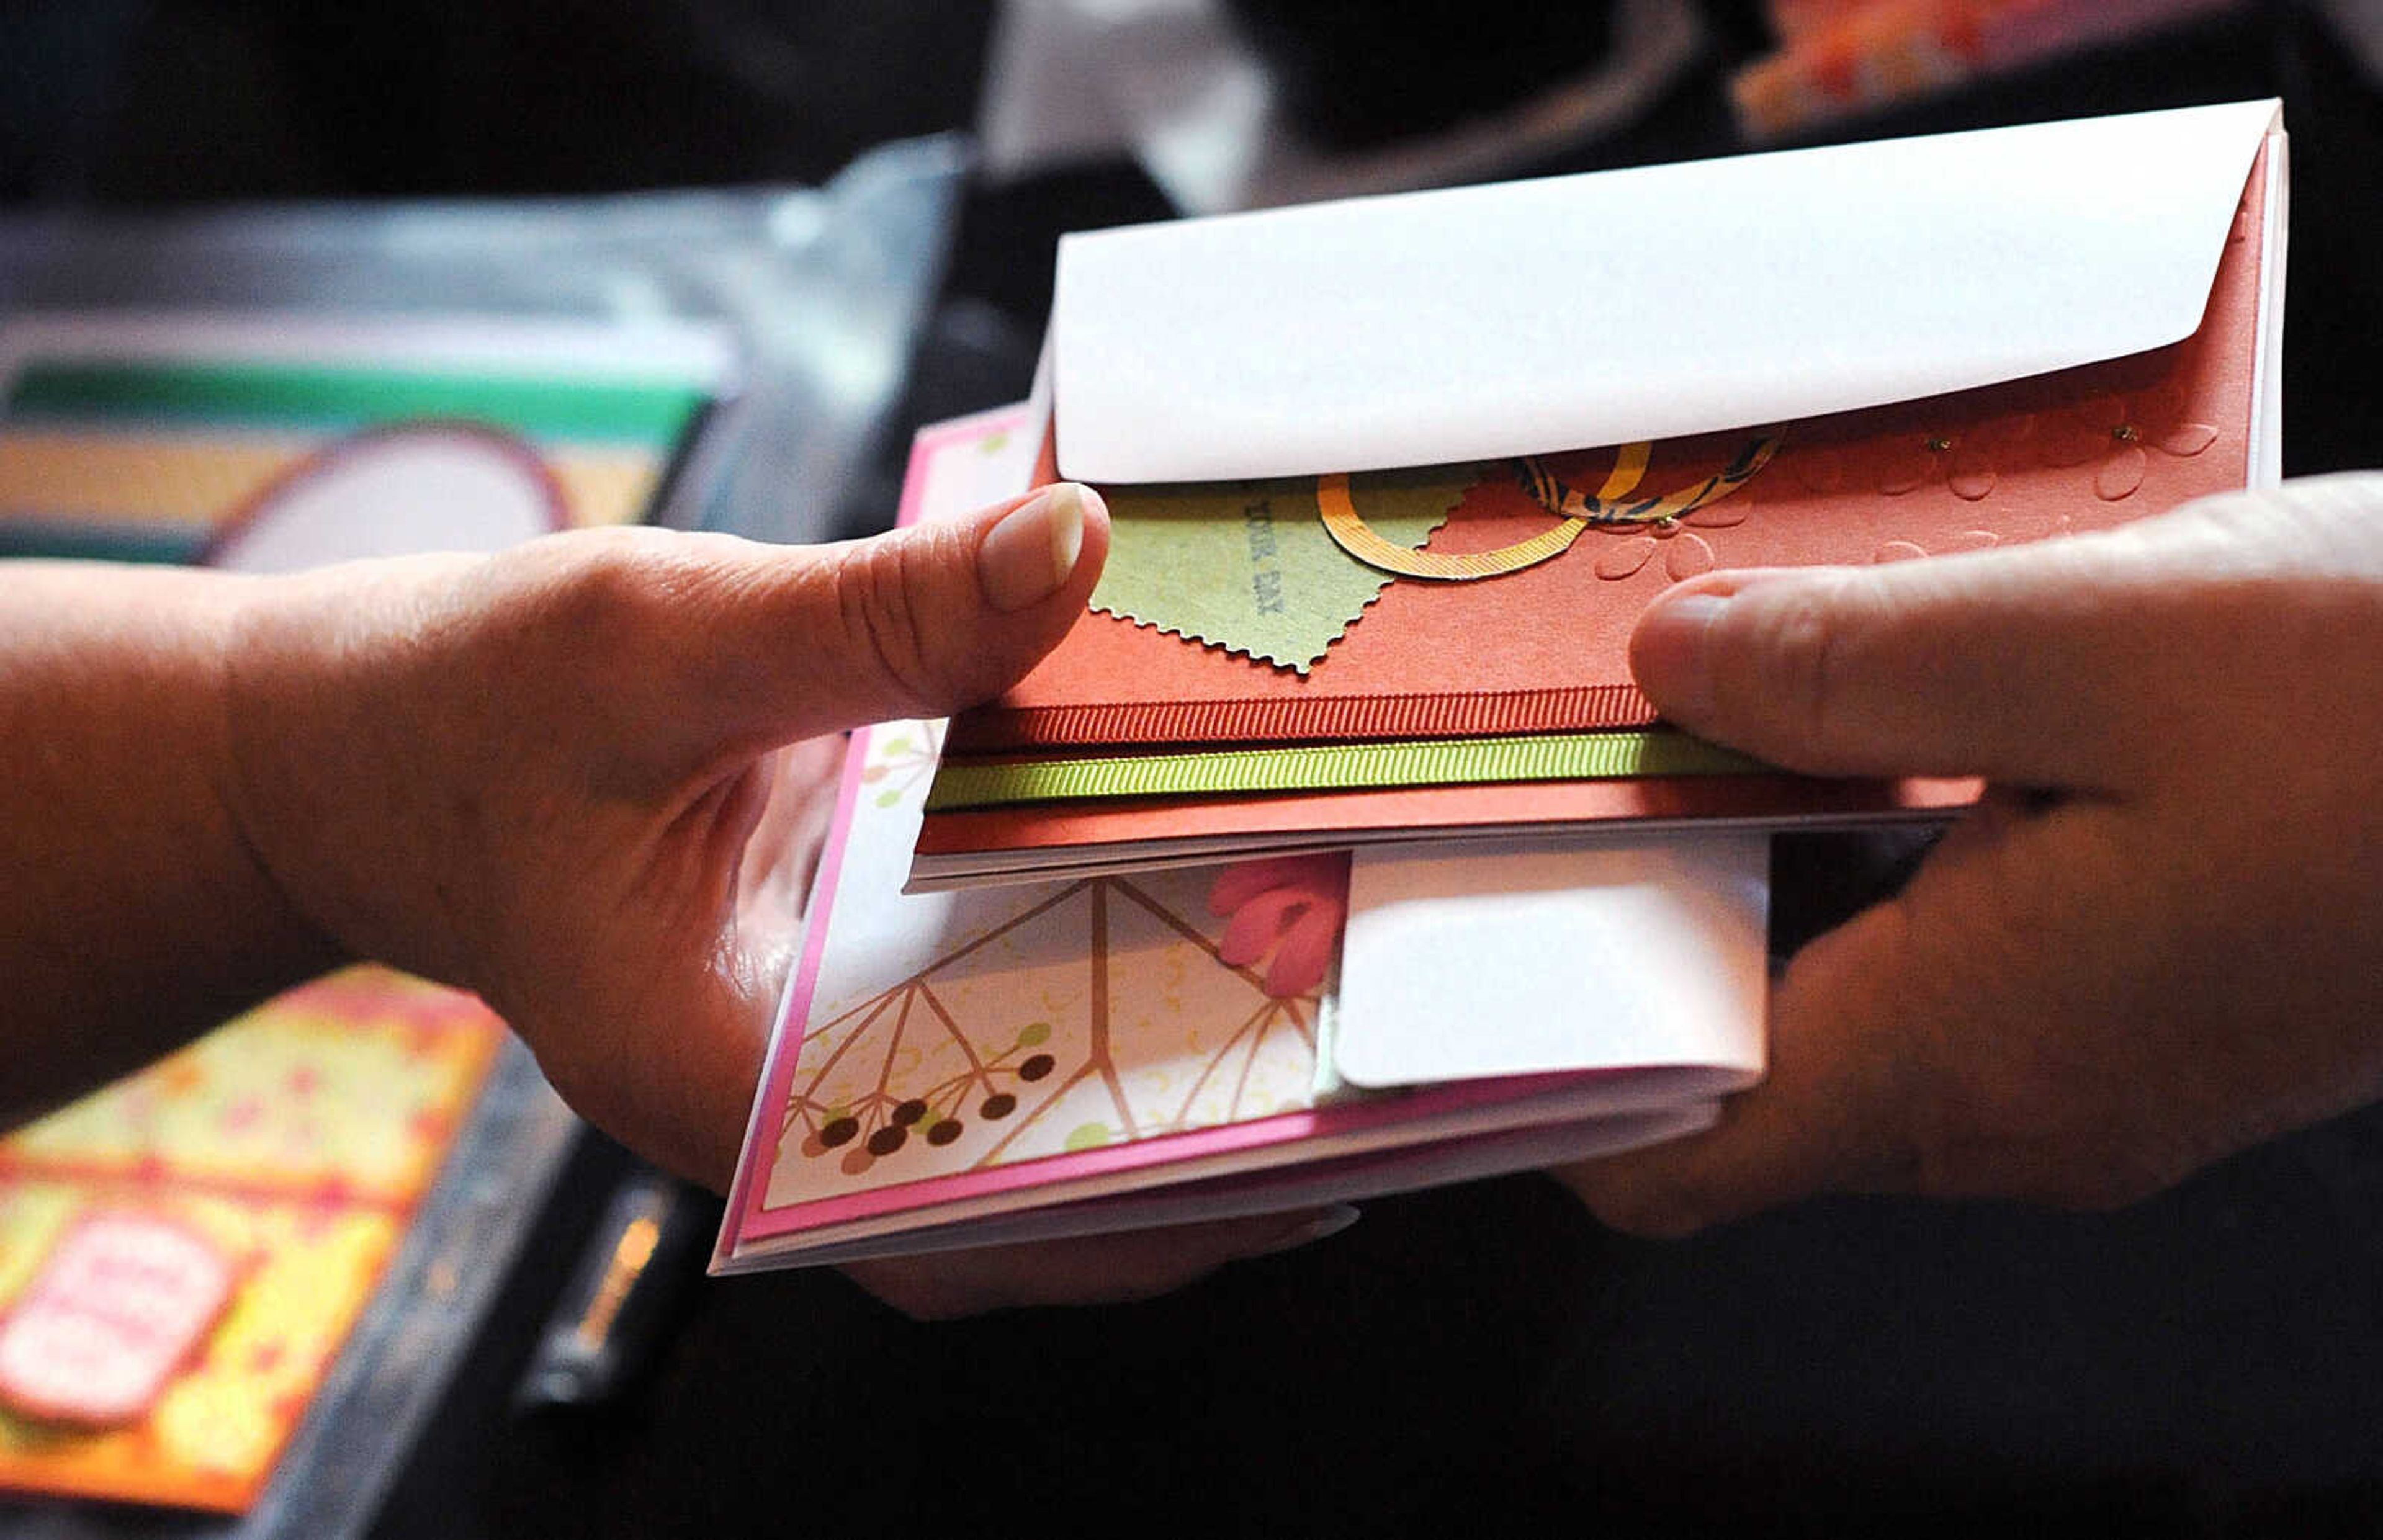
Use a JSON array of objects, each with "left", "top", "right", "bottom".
[
  {"left": 650, "top": 482, "right": 1108, "bottom": 770},
  {"left": 1627, "top": 532, "right": 2181, "bottom": 789}
]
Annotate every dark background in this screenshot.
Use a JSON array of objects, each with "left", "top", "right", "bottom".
[{"left": 6, "top": 4, "right": 2383, "bottom": 1534}]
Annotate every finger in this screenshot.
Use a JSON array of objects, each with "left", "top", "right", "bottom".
[
  {"left": 1553, "top": 897, "right": 1929, "bottom": 1237},
  {"left": 675, "top": 483, "right": 1109, "bottom": 767},
  {"left": 1626, "top": 507, "right": 2246, "bottom": 788},
  {"left": 838, "top": 1206, "right": 1360, "bottom": 1320},
  {"left": 1557, "top": 795, "right": 2127, "bottom": 1233}
]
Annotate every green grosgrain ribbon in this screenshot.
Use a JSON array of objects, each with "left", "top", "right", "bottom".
[{"left": 923, "top": 730, "right": 1768, "bottom": 812}]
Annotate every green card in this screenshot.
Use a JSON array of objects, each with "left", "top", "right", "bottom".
[{"left": 1091, "top": 465, "right": 1473, "bottom": 673}]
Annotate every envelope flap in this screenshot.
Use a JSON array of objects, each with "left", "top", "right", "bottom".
[{"left": 1052, "top": 100, "right": 2280, "bottom": 484}]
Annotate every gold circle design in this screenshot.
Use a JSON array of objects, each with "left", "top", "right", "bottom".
[
  {"left": 1318, "top": 472, "right": 1585, "bottom": 580},
  {"left": 1515, "top": 431, "right": 1784, "bottom": 526},
  {"left": 1319, "top": 431, "right": 1783, "bottom": 582}
]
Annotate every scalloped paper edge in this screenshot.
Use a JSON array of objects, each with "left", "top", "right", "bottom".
[{"left": 1091, "top": 550, "right": 1416, "bottom": 675}]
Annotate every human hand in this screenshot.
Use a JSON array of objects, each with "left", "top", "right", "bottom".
[
  {"left": 1558, "top": 473, "right": 2383, "bottom": 1235},
  {"left": 220, "top": 485, "right": 1119, "bottom": 1200},
  {"left": 216, "top": 483, "right": 1355, "bottom": 1312},
  {"left": 840, "top": 1205, "right": 1362, "bottom": 1319}
]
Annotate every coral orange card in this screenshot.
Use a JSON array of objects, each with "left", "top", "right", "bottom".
[
  {"left": 958, "top": 127, "right": 2276, "bottom": 753},
  {"left": 916, "top": 105, "right": 2284, "bottom": 884}
]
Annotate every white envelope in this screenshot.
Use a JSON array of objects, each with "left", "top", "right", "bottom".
[
  {"left": 1049, "top": 99, "right": 2285, "bottom": 486},
  {"left": 1333, "top": 833, "right": 1769, "bottom": 1091}
]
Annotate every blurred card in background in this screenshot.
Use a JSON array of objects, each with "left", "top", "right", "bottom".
[
  {"left": 0, "top": 311, "right": 730, "bottom": 563},
  {"left": 0, "top": 311, "right": 728, "bottom": 1512},
  {"left": 0, "top": 972, "right": 500, "bottom": 1510}
]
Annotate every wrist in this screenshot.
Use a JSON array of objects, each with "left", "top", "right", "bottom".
[
  {"left": 210, "top": 570, "right": 357, "bottom": 984},
  {"left": 217, "top": 554, "right": 488, "bottom": 991},
  {"left": 0, "top": 563, "right": 350, "bottom": 1125}
]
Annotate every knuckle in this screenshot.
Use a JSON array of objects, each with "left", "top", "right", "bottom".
[
  {"left": 827, "top": 538, "right": 941, "bottom": 714},
  {"left": 1557, "top": 1168, "right": 1708, "bottom": 1240},
  {"left": 2041, "top": 1139, "right": 2184, "bottom": 1214},
  {"left": 2053, "top": 1172, "right": 2155, "bottom": 1214},
  {"left": 1744, "top": 581, "right": 1856, "bottom": 763},
  {"left": 531, "top": 530, "right": 767, "bottom": 696},
  {"left": 1594, "top": 1194, "right": 1707, "bottom": 1241},
  {"left": 1903, "top": 1076, "right": 2186, "bottom": 1214},
  {"left": 519, "top": 1030, "right": 604, "bottom": 1131},
  {"left": 838, "top": 1263, "right": 980, "bottom": 1322},
  {"left": 518, "top": 528, "right": 690, "bottom": 651}
]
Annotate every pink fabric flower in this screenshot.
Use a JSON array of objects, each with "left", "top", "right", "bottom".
[{"left": 1208, "top": 853, "right": 1350, "bottom": 999}]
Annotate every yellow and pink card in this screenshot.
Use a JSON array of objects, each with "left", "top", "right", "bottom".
[{"left": 0, "top": 971, "right": 501, "bottom": 1511}]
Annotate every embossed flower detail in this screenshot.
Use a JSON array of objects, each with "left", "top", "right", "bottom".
[
  {"left": 2039, "top": 392, "right": 2217, "bottom": 501},
  {"left": 1209, "top": 853, "right": 1349, "bottom": 999},
  {"left": 1779, "top": 442, "right": 1851, "bottom": 495},
  {"left": 1875, "top": 414, "right": 2034, "bottom": 502},
  {"left": 1587, "top": 497, "right": 1751, "bottom": 585}
]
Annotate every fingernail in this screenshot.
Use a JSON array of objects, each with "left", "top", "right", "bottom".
[
  {"left": 979, "top": 482, "right": 1093, "bottom": 612},
  {"left": 1630, "top": 590, "right": 1729, "bottom": 723},
  {"left": 1248, "top": 1204, "right": 1362, "bottom": 1258}
]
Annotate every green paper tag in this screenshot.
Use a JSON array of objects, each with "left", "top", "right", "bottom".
[{"left": 1090, "top": 465, "right": 1474, "bottom": 673}]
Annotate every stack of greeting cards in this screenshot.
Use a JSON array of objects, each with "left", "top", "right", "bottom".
[{"left": 714, "top": 101, "right": 2286, "bottom": 1271}]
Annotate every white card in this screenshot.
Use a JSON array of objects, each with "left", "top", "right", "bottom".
[{"left": 1333, "top": 835, "right": 1769, "bottom": 1090}]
